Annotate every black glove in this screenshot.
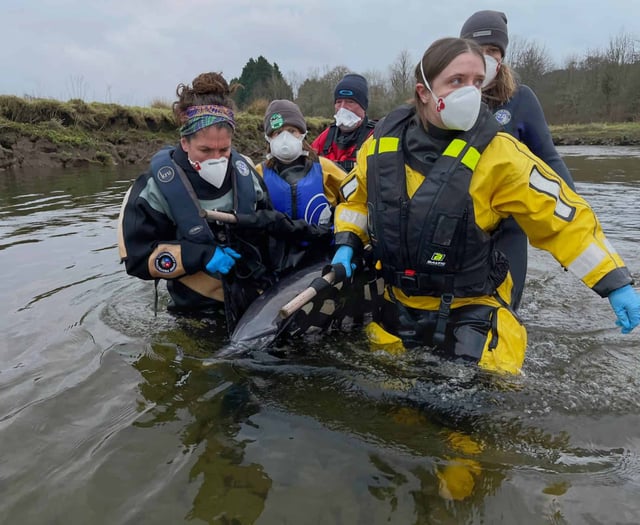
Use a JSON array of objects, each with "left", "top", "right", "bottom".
[{"left": 236, "top": 210, "right": 332, "bottom": 242}]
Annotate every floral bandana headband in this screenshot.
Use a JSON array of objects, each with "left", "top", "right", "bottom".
[{"left": 179, "top": 104, "right": 236, "bottom": 137}]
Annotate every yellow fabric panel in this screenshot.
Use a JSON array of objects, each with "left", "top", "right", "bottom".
[
  {"left": 318, "top": 156, "right": 349, "bottom": 206},
  {"left": 477, "top": 307, "right": 527, "bottom": 375},
  {"left": 179, "top": 272, "right": 224, "bottom": 301},
  {"left": 377, "top": 136, "right": 400, "bottom": 153},
  {"left": 117, "top": 185, "right": 132, "bottom": 260},
  {"left": 442, "top": 138, "right": 466, "bottom": 158}
]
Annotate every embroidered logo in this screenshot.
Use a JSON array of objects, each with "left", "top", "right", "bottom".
[
  {"left": 427, "top": 252, "right": 446, "bottom": 267},
  {"left": 188, "top": 225, "right": 203, "bottom": 236},
  {"left": 235, "top": 159, "right": 250, "bottom": 176},
  {"left": 269, "top": 113, "right": 284, "bottom": 131},
  {"left": 154, "top": 252, "right": 177, "bottom": 274},
  {"left": 338, "top": 89, "right": 354, "bottom": 97},
  {"left": 157, "top": 166, "right": 175, "bottom": 183},
  {"left": 494, "top": 109, "right": 512, "bottom": 126}
]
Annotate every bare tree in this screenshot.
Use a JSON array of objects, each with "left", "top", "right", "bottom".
[
  {"left": 507, "top": 36, "right": 555, "bottom": 89},
  {"left": 389, "top": 49, "right": 414, "bottom": 104}
]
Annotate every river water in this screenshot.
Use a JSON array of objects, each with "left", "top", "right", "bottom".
[{"left": 1, "top": 147, "right": 639, "bottom": 525}]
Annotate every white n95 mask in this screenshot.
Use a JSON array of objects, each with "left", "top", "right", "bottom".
[
  {"left": 189, "top": 157, "right": 228, "bottom": 188},
  {"left": 268, "top": 131, "right": 304, "bottom": 163},
  {"left": 334, "top": 108, "right": 362, "bottom": 130},
  {"left": 420, "top": 59, "right": 482, "bottom": 131},
  {"left": 482, "top": 54, "right": 501, "bottom": 88}
]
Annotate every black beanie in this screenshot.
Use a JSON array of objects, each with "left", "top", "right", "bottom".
[
  {"left": 334, "top": 73, "right": 369, "bottom": 111},
  {"left": 264, "top": 99, "right": 307, "bottom": 136},
  {"left": 460, "top": 10, "right": 509, "bottom": 57}
]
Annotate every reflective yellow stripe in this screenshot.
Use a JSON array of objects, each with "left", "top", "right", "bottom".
[
  {"left": 443, "top": 139, "right": 481, "bottom": 170},
  {"left": 443, "top": 139, "right": 466, "bottom": 158},
  {"left": 461, "top": 147, "right": 481, "bottom": 170},
  {"left": 378, "top": 136, "right": 400, "bottom": 153}
]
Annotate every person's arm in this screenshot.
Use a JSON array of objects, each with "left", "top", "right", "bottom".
[
  {"left": 483, "top": 136, "right": 632, "bottom": 298},
  {"left": 333, "top": 137, "right": 372, "bottom": 253},
  {"left": 119, "top": 174, "right": 215, "bottom": 281},
  {"left": 515, "top": 85, "right": 576, "bottom": 190},
  {"left": 318, "top": 156, "right": 348, "bottom": 206}
]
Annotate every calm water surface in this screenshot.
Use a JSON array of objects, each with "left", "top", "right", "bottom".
[{"left": 0, "top": 147, "right": 639, "bottom": 525}]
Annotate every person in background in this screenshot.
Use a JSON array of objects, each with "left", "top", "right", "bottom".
[
  {"left": 460, "top": 10, "right": 576, "bottom": 310},
  {"left": 330, "top": 37, "right": 640, "bottom": 374},
  {"left": 311, "top": 73, "right": 376, "bottom": 172},
  {"left": 256, "top": 99, "right": 347, "bottom": 270}
]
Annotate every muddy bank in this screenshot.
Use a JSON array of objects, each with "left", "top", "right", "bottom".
[{"left": 1, "top": 95, "right": 639, "bottom": 171}]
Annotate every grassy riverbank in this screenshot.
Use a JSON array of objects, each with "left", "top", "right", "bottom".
[{"left": 1, "top": 95, "right": 639, "bottom": 170}]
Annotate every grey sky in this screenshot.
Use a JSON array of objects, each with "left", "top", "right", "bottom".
[{"left": 2, "top": 0, "right": 635, "bottom": 106}]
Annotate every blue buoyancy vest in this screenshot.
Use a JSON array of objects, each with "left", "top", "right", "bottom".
[
  {"left": 262, "top": 161, "right": 331, "bottom": 225},
  {"left": 150, "top": 146, "right": 258, "bottom": 243}
]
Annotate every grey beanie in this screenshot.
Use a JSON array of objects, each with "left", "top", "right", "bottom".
[
  {"left": 334, "top": 73, "right": 369, "bottom": 110},
  {"left": 460, "top": 10, "right": 509, "bottom": 57},
  {"left": 264, "top": 99, "right": 307, "bottom": 136}
]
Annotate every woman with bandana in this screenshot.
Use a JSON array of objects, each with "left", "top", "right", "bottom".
[
  {"left": 256, "top": 100, "right": 347, "bottom": 270},
  {"left": 117, "top": 72, "right": 329, "bottom": 317},
  {"left": 330, "top": 37, "right": 640, "bottom": 374},
  {"left": 460, "top": 10, "right": 576, "bottom": 311}
]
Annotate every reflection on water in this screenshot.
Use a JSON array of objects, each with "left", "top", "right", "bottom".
[{"left": 0, "top": 149, "right": 639, "bottom": 524}]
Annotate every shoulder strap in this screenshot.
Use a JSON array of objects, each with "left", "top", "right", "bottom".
[{"left": 150, "top": 146, "right": 215, "bottom": 244}]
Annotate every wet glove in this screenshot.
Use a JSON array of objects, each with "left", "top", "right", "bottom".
[
  {"left": 331, "top": 245, "right": 356, "bottom": 278},
  {"left": 236, "top": 210, "right": 332, "bottom": 242},
  {"left": 205, "top": 246, "right": 241, "bottom": 275},
  {"left": 608, "top": 284, "right": 640, "bottom": 334}
]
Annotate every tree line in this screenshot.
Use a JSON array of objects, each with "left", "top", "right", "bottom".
[{"left": 230, "top": 31, "right": 640, "bottom": 124}]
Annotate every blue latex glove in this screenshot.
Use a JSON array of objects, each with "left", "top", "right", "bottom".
[
  {"left": 331, "top": 245, "right": 356, "bottom": 278},
  {"left": 608, "top": 285, "right": 640, "bottom": 334},
  {"left": 205, "top": 246, "right": 241, "bottom": 275}
]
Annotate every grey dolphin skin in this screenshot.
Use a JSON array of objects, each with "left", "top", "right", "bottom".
[{"left": 218, "top": 260, "right": 373, "bottom": 358}]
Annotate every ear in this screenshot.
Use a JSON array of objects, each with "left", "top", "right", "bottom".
[
  {"left": 180, "top": 136, "right": 189, "bottom": 152},
  {"left": 416, "top": 83, "right": 430, "bottom": 105}
]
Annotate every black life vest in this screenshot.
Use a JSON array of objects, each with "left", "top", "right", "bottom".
[
  {"left": 321, "top": 119, "right": 376, "bottom": 172},
  {"left": 367, "top": 105, "right": 504, "bottom": 298},
  {"left": 150, "top": 146, "right": 258, "bottom": 244}
]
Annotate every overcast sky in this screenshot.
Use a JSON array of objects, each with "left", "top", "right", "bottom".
[{"left": 2, "top": 0, "right": 635, "bottom": 106}]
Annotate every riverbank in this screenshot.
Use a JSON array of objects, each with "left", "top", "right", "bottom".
[{"left": 2, "top": 95, "right": 640, "bottom": 170}]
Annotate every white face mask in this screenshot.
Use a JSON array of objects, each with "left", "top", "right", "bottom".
[
  {"left": 420, "top": 59, "right": 482, "bottom": 131},
  {"left": 334, "top": 107, "right": 362, "bottom": 131},
  {"left": 268, "top": 131, "right": 305, "bottom": 163},
  {"left": 189, "top": 157, "right": 228, "bottom": 188},
  {"left": 482, "top": 54, "right": 500, "bottom": 88}
]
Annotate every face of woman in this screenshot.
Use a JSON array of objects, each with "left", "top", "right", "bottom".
[
  {"left": 180, "top": 125, "right": 233, "bottom": 162},
  {"left": 417, "top": 51, "right": 485, "bottom": 128}
]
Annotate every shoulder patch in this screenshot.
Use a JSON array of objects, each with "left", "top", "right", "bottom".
[
  {"left": 235, "top": 159, "right": 250, "bottom": 176},
  {"left": 494, "top": 109, "right": 511, "bottom": 126},
  {"left": 156, "top": 166, "right": 175, "bottom": 183}
]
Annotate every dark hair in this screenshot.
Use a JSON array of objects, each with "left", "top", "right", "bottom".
[
  {"left": 172, "top": 72, "right": 238, "bottom": 128},
  {"left": 482, "top": 62, "right": 517, "bottom": 108},
  {"left": 414, "top": 37, "right": 484, "bottom": 107}
]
